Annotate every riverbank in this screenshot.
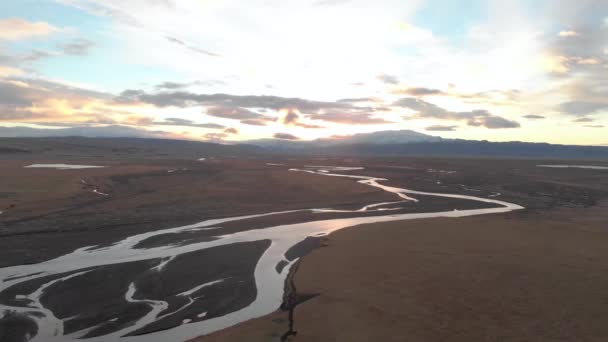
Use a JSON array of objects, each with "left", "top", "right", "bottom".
[{"left": 198, "top": 202, "right": 608, "bottom": 341}]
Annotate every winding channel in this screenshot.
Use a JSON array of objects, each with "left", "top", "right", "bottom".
[{"left": 0, "top": 166, "right": 524, "bottom": 342}]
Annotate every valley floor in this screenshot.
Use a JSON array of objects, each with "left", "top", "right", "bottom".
[{"left": 199, "top": 201, "right": 608, "bottom": 342}]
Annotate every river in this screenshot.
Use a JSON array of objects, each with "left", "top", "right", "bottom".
[{"left": 0, "top": 166, "right": 523, "bottom": 342}]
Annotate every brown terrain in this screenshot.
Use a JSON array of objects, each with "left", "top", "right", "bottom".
[
  {"left": 0, "top": 158, "right": 395, "bottom": 266},
  {"left": 199, "top": 202, "right": 608, "bottom": 342},
  {"left": 195, "top": 159, "right": 608, "bottom": 342},
  {"left": 1, "top": 137, "right": 608, "bottom": 342}
]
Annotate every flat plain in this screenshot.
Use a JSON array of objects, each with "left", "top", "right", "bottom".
[{"left": 1, "top": 138, "right": 607, "bottom": 342}]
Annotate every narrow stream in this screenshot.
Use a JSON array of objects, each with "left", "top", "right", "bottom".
[{"left": 0, "top": 166, "right": 524, "bottom": 342}]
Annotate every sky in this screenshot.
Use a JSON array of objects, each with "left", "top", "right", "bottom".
[{"left": 0, "top": 0, "right": 606, "bottom": 145}]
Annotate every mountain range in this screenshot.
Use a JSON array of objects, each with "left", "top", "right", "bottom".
[{"left": 0, "top": 126, "right": 607, "bottom": 159}]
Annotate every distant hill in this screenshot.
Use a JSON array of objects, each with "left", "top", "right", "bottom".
[
  {"left": 247, "top": 130, "right": 608, "bottom": 160},
  {"left": 247, "top": 130, "right": 441, "bottom": 150},
  {"left": 310, "top": 140, "right": 608, "bottom": 159},
  {"left": 0, "top": 125, "right": 170, "bottom": 139},
  {"left": 320, "top": 130, "right": 442, "bottom": 145},
  {"left": 0, "top": 136, "right": 264, "bottom": 160},
  {"left": 1, "top": 128, "right": 607, "bottom": 160}
]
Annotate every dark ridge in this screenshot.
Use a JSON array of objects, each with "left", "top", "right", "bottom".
[{"left": 261, "top": 140, "right": 608, "bottom": 159}]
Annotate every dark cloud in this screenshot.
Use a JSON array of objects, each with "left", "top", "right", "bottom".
[
  {"left": 396, "top": 97, "right": 520, "bottom": 129},
  {"left": 397, "top": 87, "right": 445, "bottom": 96},
  {"left": 584, "top": 125, "right": 604, "bottom": 128},
  {"left": 155, "top": 82, "right": 189, "bottom": 90},
  {"left": 0, "top": 81, "right": 35, "bottom": 106},
  {"left": 273, "top": 133, "right": 299, "bottom": 140},
  {"left": 207, "top": 106, "right": 269, "bottom": 120},
  {"left": 307, "top": 111, "right": 391, "bottom": 125},
  {"left": 283, "top": 110, "right": 299, "bottom": 125},
  {"left": 154, "top": 117, "right": 225, "bottom": 129},
  {"left": 224, "top": 127, "right": 239, "bottom": 135},
  {"left": 295, "top": 122, "right": 324, "bottom": 129},
  {"left": 559, "top": 101, "right": 608, "bottom": 116},
  {"left": 544, "top": 2, "right": 608, "bottom": 109},
  {"left": 22, "top": 49, "right": 52, "bottom": 62},
  {"left": 240, "top": 119, "right": 268, "bottom": 126},
  {"left": 0, "top": 49, "right": 53, "bottom": 66},
  {"left": 523, "top": 114, "right": 546, "bottom": 119},
  {"left": 0, "top": 80, "right": 53, "bottom": 121},
  {"left": 165, "top": 36, "right": 220, "bottom": 57},
  {"left": 549, "top": 29, "right": 606, "bottom": 75},
  {"left": 59, "top": 39, "right": 94, "bottom": 56},
  {"left": 0, "top": 79, "right": 115, "bottom": 124},
  {"left": 282, "top": 110, "right": 325, "bottom": 128},
  {"left": 461, "top": 89, "right": 521, "bottom": 100},
  {"left": 0, "top": 108, "right": 41, "bottom": 121},
  {"left": 161, "top": 118, "right": 196, "bottom": 126},
  {"left": 337, "top": 97, "right": 374, "bottom": 103},
  {"left": 573, "top": 117, "right": 594, "bottom": 123},
  {"left": 116, "top": 90, "right": 350, "bottom": 113},
  {"left": 425, "top": 125, "right": 457, "bottom": 131},
  {"left": 377, "top": 74, "right": 399, "bottom": 85},
  {"left": 203, "top": 132, "right": 228, "bottom": 142},
  {"left": 468, "top": 115, "right": 521, "bottom": 129}
]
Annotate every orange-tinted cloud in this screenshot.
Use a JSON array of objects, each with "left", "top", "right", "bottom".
[{"left": 0, "top": 18, "right": 58, "bottom": 40}]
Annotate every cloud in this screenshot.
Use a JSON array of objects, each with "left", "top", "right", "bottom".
[
  {"left": 377, "top": 74, "right": 399, "bottom": 85},
  {"left": 23, "top": 50, "right": 53, "bottom": 62},
  {"left": 154, "top": 117, "right": 225, "bottom": 128},
  {"left": 395, "top": 87, "right": 445, "bottom": 96},
  {"left": 573, "top": 117, "right": 594, "bottom": 122},
  {"left": 545, "top": 3, "right": 608, "bottom": 111},
  {"left": 337, "top": 97, "right": 375, "bottom": 103},
  {"left": 117, "top": 89, "right": 365, "bottom": 127},
  {"left": 155, "top": 81, "right": 189, "bottom": 90},
  {"left": 468, "top": 115, "right": 521, "bottom": 129},
  {"left": 240, "top": 119, "right": 269, "bottom": 126},
  {"left": 0, "top": 19, "right": 57, "bottom": 40},
  {"left": 558, "top": 30, "right": 579, "bottom": 37},
  {"left": 59, "top": 39, "right": 94, "bottom": 56},
  {"left": 0, "top": 78, "right": 154, "bottom": 130},
  {"left": 307, "top": 111, "right": 391, "bottom": 125},
  {"left": 117, "top": 90, "right": 351, "bottom": 112},
  {"left": 203, "top": 127, "right": 240, "bottom": 141},
  {"left": 0, "top": 66, "right": 23, "bottom": 77},
  {"left": 206, "top": 106, "right": 270, "bottom": 121},
  {"left": 0, "top": 81, "right": 36, "bottom": 107},
  {"left": 295, "top": 122, "right": 325, "bottom": 129},
  {"left": 584, "top": 125, "right": 604, "bottom": 128},
  {"left": 425, "top": 125, "right": 457, "bottom": 131},
  {"left": 559, "top": 101, "right": 608, "bottom": 115},
  {"left": 165, "top": 36, "right": 220, "bottom": 57},
  {"left": 396, "top": 97, "right": 521, "bottom": 129},
  {"left": 282, "top": 109, "right": 325, "bottom": 128},
  {"left": 283, "top": 110, "right": 299, "bottom": 125},
  {"left": 203, "top": 132, "right": 228, "bottom": 141},
  {"left": 273, "top": 132, "right": 299, "bottom": 140},
  {"left": 125, "top": 115, "right": 154, "bottom": 126},
  {"left": 523, "top": 114, "right": 546, "bottom": 119}
]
